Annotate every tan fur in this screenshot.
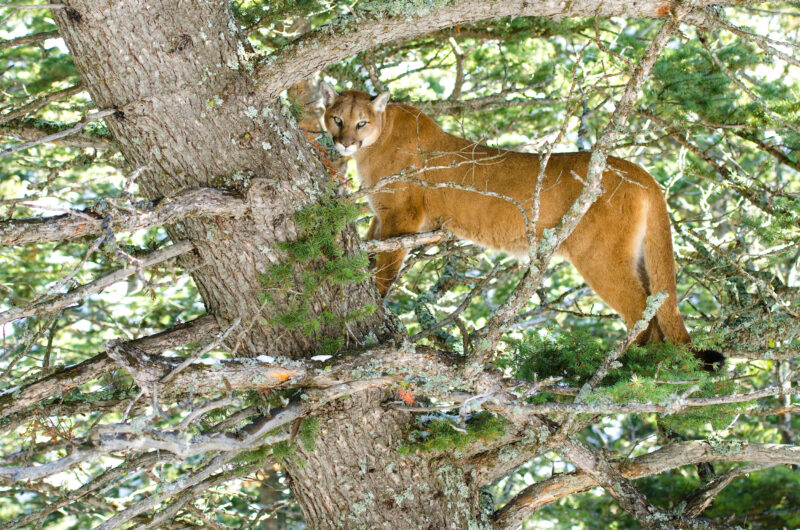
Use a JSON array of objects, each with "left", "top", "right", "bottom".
[{"left": 321, "top": 87, "right": 692, "bottom": 346}]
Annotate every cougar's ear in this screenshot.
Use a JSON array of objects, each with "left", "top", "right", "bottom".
[
  {"left": 320, "top": 81, "right": 339, "bottom": 108},
  {"left": 371, "top": 91, "right": 390, "bottom": 113}
]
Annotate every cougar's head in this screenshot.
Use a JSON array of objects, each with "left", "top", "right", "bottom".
[{"left": 320, "top": 81, "right": 390, "bottom": 157}]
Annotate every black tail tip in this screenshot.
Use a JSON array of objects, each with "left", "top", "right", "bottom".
[{"left": 692, "top": 348, "right": 726, "bottom": 372}]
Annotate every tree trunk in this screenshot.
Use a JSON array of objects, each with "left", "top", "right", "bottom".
[
  {"left": 284, "top": 389, "right": 485, "bottom": 529},
  {"left": 51, "top": 1, "right": 481, "bottom": 526},
  {"left": 53, "top": 0, "right": 390, "bottom": 359}
]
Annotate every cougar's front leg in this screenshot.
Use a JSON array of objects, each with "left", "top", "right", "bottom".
[
  {"left": 373, "top": 209, "right": 424, "bottom": 296},
  {"left": 365, "top": 216, "right": 379, "bottom": 241},
  {"left": 365, "top": 216, "right": 379, "bottom": 270}
]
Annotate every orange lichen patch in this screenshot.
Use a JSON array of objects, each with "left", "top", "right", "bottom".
[
  {"left": 270, "top": 369, "right": 297, "bottom": 383},
  {"left": 657, "top": 2, "right": 671, "bottom": 17},
  {"left": 398, "top": 388, "right": 415, "bottom": 406}
]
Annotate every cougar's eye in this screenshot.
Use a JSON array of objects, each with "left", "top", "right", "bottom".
[
  {"left": 356, "top": 121, "right": 367, "bottom": 129},
  {"left": 332, "top": 116, "right": 343, "bottom": 127}
]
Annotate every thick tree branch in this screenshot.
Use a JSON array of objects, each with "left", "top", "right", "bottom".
[
  {"left": 493, "top": 441, "right": 800, "bottom": 528},
  {"left": 0, "top": 240, "right": 194, "bottom": 326},
  {"left": 0, "top": 315, "right": 218, "bottom": 421},
  {"left": 362, "top": 230, "right": 445, "bottom": 252},
  {"left": 104, "top": 340, "right": 307, "bottom": 396},
  {"left": 255, "top": 0, "right": 736, "bottom": 101},
  {"left": 0, "top": 187, "right": 247, "bottom": 246}
]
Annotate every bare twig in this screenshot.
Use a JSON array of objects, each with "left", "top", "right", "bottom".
[
  {"left": 0, "top": 187, "right": 247, "bottom": 247},
  {"left": 1, "top": 108, "right": 115, "bottom": 158},
  {"left": 698, "top": 33, "right": 800, "bottom": 135},
  {"left": 0, "top": 240, "right": 194, "bottom": 326},
  {"left": 0, "top": 84, "right": 83, "bottom": 124}
]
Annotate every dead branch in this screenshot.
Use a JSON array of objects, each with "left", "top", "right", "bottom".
[
  {"left": 0, "top": 187, "right": 247, "bottom": 246},
  {"left": 0, "top": 84, "right": 83, "bottom": 124},
  {"left": 702, "top": 9, "right": 800, "bottom": 69},
  {"left": 0, "top": 29, "right": 59, "bottom": 50},
  {"left": 698, "top": 33, "right": 800, "bottom": 135},
  {"left": 0, "top": 240, "right": 194, "bottom": 326},
  {"left": 493, "top": 441, "right": 800, "bottom": 528},
  {"left": 1, "top": 108, "right": 115, "bottom": 158}
]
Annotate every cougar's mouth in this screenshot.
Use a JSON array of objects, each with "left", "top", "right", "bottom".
[{"left": 335, "top": 143, "right": 359, "bottom": 156}]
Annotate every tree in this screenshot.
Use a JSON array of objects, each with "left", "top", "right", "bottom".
[{"left": 1, "top": 0, "right": 798, "bottom": 528}]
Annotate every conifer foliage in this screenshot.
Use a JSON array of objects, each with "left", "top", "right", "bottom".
[{"left": 0, "top": 1, "right": 798, "bottom": 528}]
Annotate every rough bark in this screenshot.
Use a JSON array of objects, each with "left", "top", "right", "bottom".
[
  {"left": 48, "top": 1, "right": 479, "bottom": 525},
  {"left": 284, "top": 388, "right": 487, "bottom": 530},
  {"left": 52, "top": 0, "right": 390, "bottom": 359}
]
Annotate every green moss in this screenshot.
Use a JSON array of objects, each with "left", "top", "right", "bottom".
[
  {"left": 272, "top": 440, "right": 295, "bottom": 462},
  {"left": 287, "top": 98, "right": 305, "bottom": 121},
  {"left": 232, "top": 445, "right": 271, "bottom": 466},
  {"left": 399, "top": 411, "right": 507, "bottom": 454},
  {"left": 318, "top": 336, "right": 344, "bottom": 356},
  {"left": 298, "top": 416, "right": 320, "bottom": 451},
  {"left": 258, "top": 194, "right": 371, "bottom": 353}
]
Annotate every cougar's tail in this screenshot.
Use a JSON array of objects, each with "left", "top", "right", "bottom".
[{"left": 642, "top": 189, "right": 725, "bottom": 371}]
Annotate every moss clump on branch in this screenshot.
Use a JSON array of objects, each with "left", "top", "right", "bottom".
[
  {"left": 399, "top": 411, "right": 507, "bottom": 454},
  {"left": 298, "top": 416, "right": 320, "bottom": 451}
]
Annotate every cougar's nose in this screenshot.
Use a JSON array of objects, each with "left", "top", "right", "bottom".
[{"left": 340, "top": 139, "right": 354, "bottom": 147}]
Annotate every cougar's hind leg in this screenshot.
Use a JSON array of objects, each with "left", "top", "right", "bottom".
[
  {"left": 634, "top": 251, "right": 664, "bottom": 342},
  {"left": 566, "top": 242, "right": 659, "bottom": 345}
]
